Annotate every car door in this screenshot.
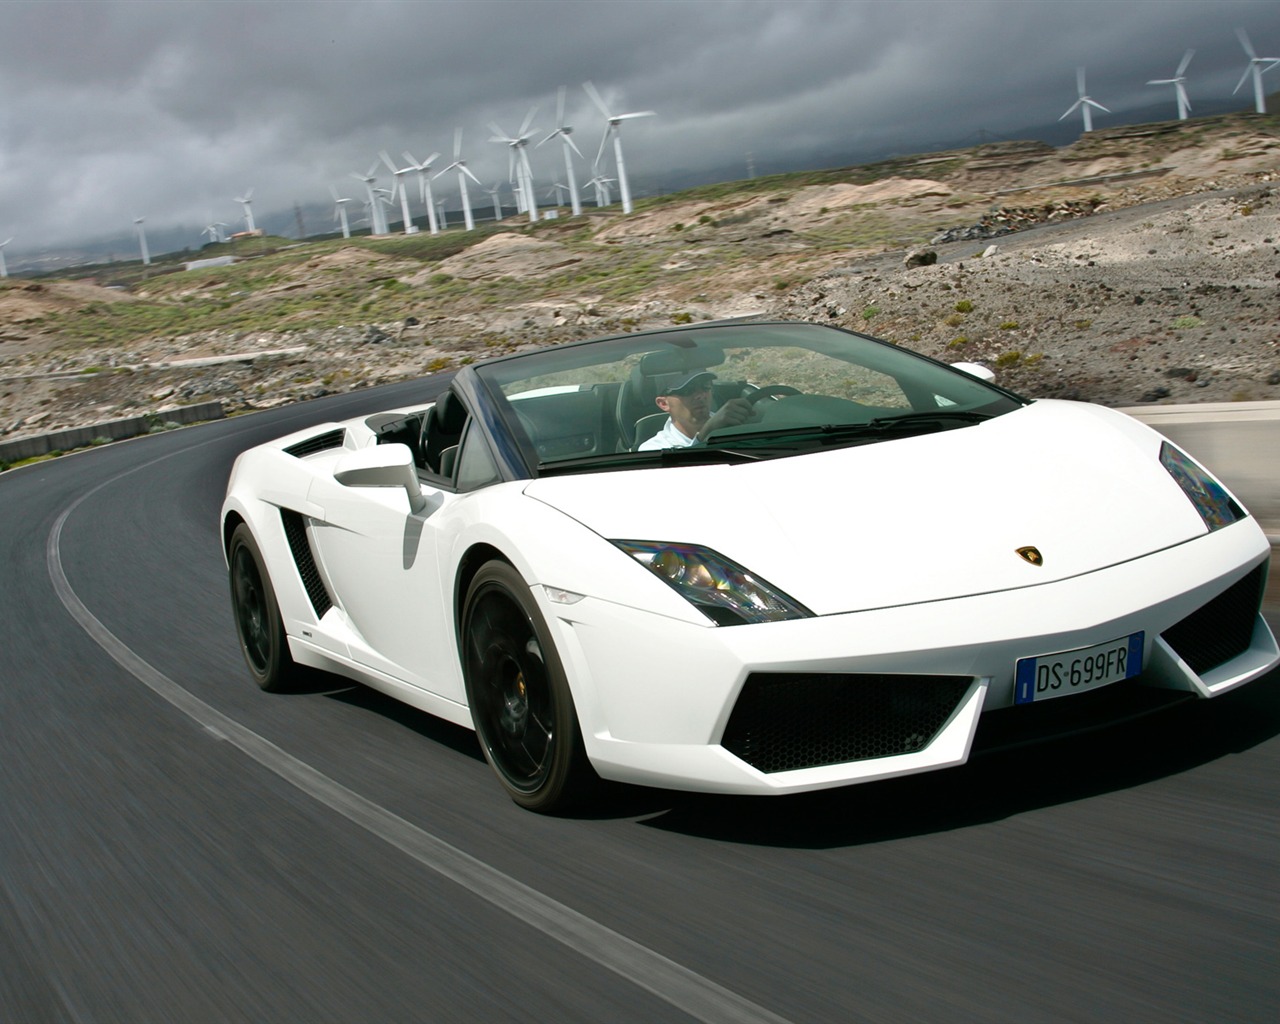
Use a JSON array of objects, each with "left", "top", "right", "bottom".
[{"left": 304, "top": 397, "right": 501, "bottom": 703}]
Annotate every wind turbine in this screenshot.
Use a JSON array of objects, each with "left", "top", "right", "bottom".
[
  {"left": 586, "top": 172, "right": 614, "bottom": 208},
  {"left": 1234, "top": 28, "right": 1280, "bottom": 114},
  {"left": 490, "top": 107, "right": 540, "bottom": 224},
  {"left": 329, "top": 185, "right": 353, "bottom": 239},
  {"left": 435, "top": 128, "right": 481, "bottom": 231},
  {"left": 350, "top": 163, "right": 389, "bottom": 234},
  {"left": 234, "top": 188, "right": 256, "bottom": 233},
  {"left": 0, "top": 237, "right": 12, "bottom": 278},
  {"left": 482, "top": 182, "right": 505, "bottom": 223},
  {"left": 404, "top": 150, "right": 442, "bottom": 235},
  {"left": 1147, "top": 49, "right": 1195, "bottom": 120},
  {"left": 380, "top": 151, "right": 420, "bottom": 233},
  {"left": 134, "top": 217, "right": 151, "bottom": 265},
  {"left": 546, "top": 180, "right": 571, "bottom": 207},
  {"left": 538, "top": 86, "right": 584, "bottom": 216},
  {"left": 1059, "top": 67, "right": 1109, "bottom": 133},
  {"left": 583, "top": 80, "right": 655, "bottom": 214}
]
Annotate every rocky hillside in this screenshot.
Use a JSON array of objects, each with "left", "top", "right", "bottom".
[{"left": 1, "top": 113, "right": 1277, "bottom": 447}]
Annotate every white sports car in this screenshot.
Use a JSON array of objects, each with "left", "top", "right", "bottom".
[{"left": 222, "top": 320, "right": 1278, "bottom": 811}]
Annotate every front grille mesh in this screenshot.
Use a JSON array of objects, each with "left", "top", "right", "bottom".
[
  {"left": 280, "top": 509, "right": 332, "bottom": 617},
  {"left": 1162, "top": 562, "right": 1266, "bottom": 676},
  {"left": 721, "top": 673, "right": 973, "bottom": 774}
]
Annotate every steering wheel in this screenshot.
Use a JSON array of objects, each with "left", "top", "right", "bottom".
[{"left": 746, "top": 384, "right": 803, "bottom": 404}]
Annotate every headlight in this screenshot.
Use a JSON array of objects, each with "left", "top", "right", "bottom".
[
  {"left": 1159, "top": 441, "right": 1245, "bottom": 531},
  {"left": 613, "top": 541, "right": 812, "bottom": 626}
]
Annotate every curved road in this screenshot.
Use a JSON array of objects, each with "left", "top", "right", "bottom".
[{"left": 2, "top": 385, "right": 1278, "bottom": 1021}]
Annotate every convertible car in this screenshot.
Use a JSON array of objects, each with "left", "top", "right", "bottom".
[{"left": 222, "top": 320, "right": 1277, "bottom": 811}]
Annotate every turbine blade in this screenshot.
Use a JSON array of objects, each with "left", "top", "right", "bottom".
[
  {"left": 463, "top": 165, "right": 482, "bottom": 184},
  {"left": 380, "top": 150, "right": 398, "bottom": 173},
  {"left": 1238, "top": 27, "right": 1257, "bottom": 60},
  {"left": 583, "top": 80, "right": 610, "bottom": 117},
  {"left": 1177, "top": 48, "right": 1195, "bottom": 76},
  {"left": 519, "top": 105, "right": 538, "bottom": 136},
  {"left": 565, "top": 133, "right": 583, "bottom": 158},
  {"left": 1234, "top": 66, "right": 1253, "bottom": 94},
  {"left": 556, "top": 85, "right": 566, "bottom": 126}
]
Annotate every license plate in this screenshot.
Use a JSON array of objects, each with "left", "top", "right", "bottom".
[{"left": 1014, "top": 632, "right": 1144, "bottom": 705}]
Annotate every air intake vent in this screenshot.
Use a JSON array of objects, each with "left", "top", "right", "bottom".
[
  {"left": 1162, "top": 562, "right": 1266, "bottom": 676},
  {"left": 722, "top": 673, "right": 973, "bottom": 773},
  {"left": 280, "top": 509, "right": 332, "bottom": 617},
  {"left": 284, "top": 429, "right": 345, "bottom": 458}
]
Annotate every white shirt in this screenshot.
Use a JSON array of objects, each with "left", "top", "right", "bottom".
[{"left": 637, "top": 417, "right": 698, "bottom": 451}]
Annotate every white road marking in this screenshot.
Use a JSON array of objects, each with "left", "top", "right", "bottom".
[{"left": 45, "top": 448, "right": 793, "bottom": 1024}]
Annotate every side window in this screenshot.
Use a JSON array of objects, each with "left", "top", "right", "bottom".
[{"left": 454, "top": 423, "right": 500, "bottom": 491}]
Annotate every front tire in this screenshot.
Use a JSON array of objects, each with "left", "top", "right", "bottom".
[
  {"left": 462, "top": 561, "right": 595, "bottom": 812},
  {"left": 228, "top": 522, "right": 298, "bottom": 693}
]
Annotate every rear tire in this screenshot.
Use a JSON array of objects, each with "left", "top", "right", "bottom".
[
  {"left": 228, "top": 523, "right": 298, "bottom": 693},
  {"left": 462, "top": 561, "right": 596, "bottom": 812}
]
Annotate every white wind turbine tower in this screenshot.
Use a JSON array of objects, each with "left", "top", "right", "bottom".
[
  {"left": 435, "top": 128, "right": 481, "bottom": 231},
  {"left": 490, "top": 107, "right": 540, "bottom": 224},
  {"left": 350, "top": 163, "right": 389, "bottom": 234},
  {"left": 234, "top": 188, "right": 256, "bottom": 233},
  {"left": 1059, "top": 67, "right": 1109, "bottom": 133},
  {"left": 134, "top": 217, "right": 151, "bottom": 265},
  {"left": 1234, "top": 29, "right": 1280, "bottom": 114},
  {"left": 584, "top": 80, "right": 655, "bottom": 214},
  {"left": 0, "top": 237, "right": 12, "bottom": 278},
  {"left": 405, "top": 151, "right": 442, "bottom": 235},
  {"left": 482, "top": 182, "right": 505, "bottom": 223},
  {"left": 329, "top": 185, "right": 353, "bottom": 238},
  {"left": 586, "top": 171, "right": 613, "bottom": 208},
  {"left": 1147, "top": 49, "right": 1195, "bottom": 120},
  {"left": 381, "top": 151, "right": 420, "bottom": 233},
  {"left": 538, "top": 86, "right": 584, "bottom": 216}
]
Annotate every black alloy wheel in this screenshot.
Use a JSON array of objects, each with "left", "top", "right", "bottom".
[
  {"left": 462, "top": 561, "right": 594, "bottom": 812},
  {"left": 228, "top": 522, "right": 297, "bottom": 692}
]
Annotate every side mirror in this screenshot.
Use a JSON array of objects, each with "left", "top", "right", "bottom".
[
  {"left": 950, "top": 361, "right": 995, "bottom": 382},
  {"left": 334, "top": 443, "right": 426, "bottom": 513}
]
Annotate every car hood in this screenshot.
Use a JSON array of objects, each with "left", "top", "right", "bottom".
[{"left": 522, "top": 400, "right": 1212, "bottom": 616}]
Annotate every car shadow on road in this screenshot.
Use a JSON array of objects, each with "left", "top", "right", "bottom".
[{"left": 631, "top": 672, "right": 1280, "bottom": 848}]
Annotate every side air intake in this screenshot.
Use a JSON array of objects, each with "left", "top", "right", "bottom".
[
  {"left": 280, "top": 509, "right": 332, "bottom": 617},
  {"left": 284, "top": 429, "right": 345, "bottom": 459}
]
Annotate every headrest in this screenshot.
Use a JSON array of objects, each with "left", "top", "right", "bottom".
[{"left": 432, "top": 390, "right": 467, "bottom": 433}]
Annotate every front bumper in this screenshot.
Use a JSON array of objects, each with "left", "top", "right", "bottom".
[{"left": 543, "top": 521, "right": 1277, "bottom": 795}]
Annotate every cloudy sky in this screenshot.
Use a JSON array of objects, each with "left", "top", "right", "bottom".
[{"left": 1, "top": 0, "right": 1277, "bottom": 264}]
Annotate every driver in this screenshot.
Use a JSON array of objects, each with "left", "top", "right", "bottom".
[{"left": 637, "top": 371, "right": 757, "bottom": 450}]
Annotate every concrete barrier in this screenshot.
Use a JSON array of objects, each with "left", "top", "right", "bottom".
[
  {"left": 0, "top": 401, "right": 225, "bottom": 465},
  {"left": 1124, "top": 400, "right": 1280, "bottom": 541}
]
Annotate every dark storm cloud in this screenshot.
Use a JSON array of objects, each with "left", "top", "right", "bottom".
[{"left": 0, "top": 0, "right": 1276, "bottom": 260}]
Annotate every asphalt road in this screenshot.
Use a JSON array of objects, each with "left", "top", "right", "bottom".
[{"left": 2, "top": 385, "right": 1278, "bottom": 1022}]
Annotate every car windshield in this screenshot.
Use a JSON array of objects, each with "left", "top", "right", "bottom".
[{"left": 472, "top": 321, "right": 1026, "bottom": 474}]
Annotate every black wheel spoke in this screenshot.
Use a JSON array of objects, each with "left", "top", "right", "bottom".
[{"left": 462, "top": 562, "right": 590, "bottom": 811}]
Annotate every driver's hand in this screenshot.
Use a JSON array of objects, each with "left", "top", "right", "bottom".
[{"left": 697, "top": 397, "right": 756, "bottom": 440}]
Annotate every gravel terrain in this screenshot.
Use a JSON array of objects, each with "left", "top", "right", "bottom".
[{"left": 1, "top": 116, "right": 1278, "bottom": 452}]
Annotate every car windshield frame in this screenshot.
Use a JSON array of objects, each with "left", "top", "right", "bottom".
[{"left": 470, "top": 320, "right": 1028, "bottom": 477}]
